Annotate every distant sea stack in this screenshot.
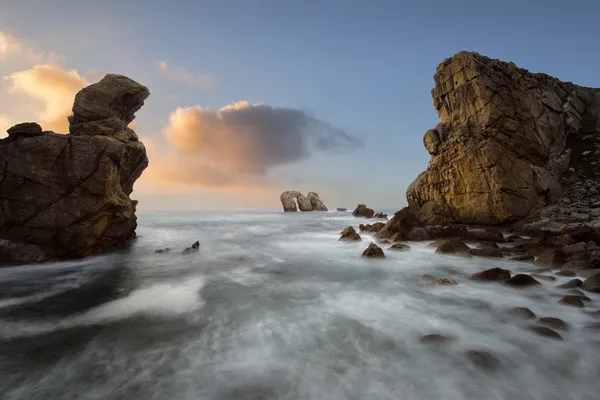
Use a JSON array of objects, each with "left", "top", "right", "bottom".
[
  {"left": 407, "top": 51, "right": 600, "bottom": 226},
  {"left": 0, "top": 74, "right": 149, "bottom": 265},
  {"left": 280, "top": 191, "right": 328, "bottom": 212}
]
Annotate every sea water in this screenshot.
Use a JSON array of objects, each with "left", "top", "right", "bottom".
[{"left": 0, "top": 210, "right": 599, "bottom": 400}]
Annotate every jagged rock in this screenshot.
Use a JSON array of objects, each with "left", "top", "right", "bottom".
[
  {"left": 336, "top": 208, "right": 347, "bottom": 212},
  {"left": 562, "top": 260, "right": 590, "bottom": 269},
  {"left": 6, "top": 122, "right": 45, "bottom": 139},
  {"left": 538, "top": 317, "right": 568, "bottom": 331},
  {"left": 567, "top": 225, "right": 598, "bottom": 244},
  {"left": 435, "top": 239, "right": 471, "bottom": 256},
  {"left": 471, "top": 267, "right": 511, "bottom": 282},
  {"left": 280, "top": 190, "right": 313, "bottom": 212},
  {"left": 406, "top": 52, "right": 600, "bottom": 225},
  {"left": 527, "top": 326, "right": 563, "bottom": 340},
  {"left": 353, "top": 204, "right": 375, "bottom": 218},
  {"left": 0, "top": 76, "right": 149, "bottom": 263},
  {"left": 508, "top": 307, "right": 536, "bottom": 320},
  {"left": 388, "top": 243, "right": 411, "bottom": 251},
  {"left": 307, "top": 192, "right": 328, "bottom": 211},
  {"left": 469, "top": 248, "right": 503, "bottom": 258},
  {"left": 505, "top": 274, "right": 540, "bottom": 287},
  {"left": 339, "top": 226, "right": 361, "bottom": 241},
  {"left": 375, "top": 208, "right": 419, "bottom": 239},
  {"left": 182, "top": 241, "right": 200, "bottom": 254},
  {"left": 361, "top": 243, "right": 385, "bottom": 258},
  {"left": 154, "top": 248, "right": 171, "bottom": 254},
  {"left": 361, "top": 222, "right": 386, "bottom": 233},
  {"left": 373, "top": 212, "right": 388, "bottom": 219}
]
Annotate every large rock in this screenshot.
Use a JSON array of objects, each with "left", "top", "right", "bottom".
[
  {"left": 307, "top": 192, "right": 328, "bottom": 211},
  {"left": 352, "top": 204, "right": 375, "bottom": 218},
  {"left": 375, "top": 207, "right": 419, "bottom": 239},
  {"left": 406, "top": 51, "right": 600, "bottom": 225},
  {"left": 0, "top": 75, "right": 149, "bottom": 263},
  {"left": 280, "top": 190, "right": 315, "bottom": 212}
]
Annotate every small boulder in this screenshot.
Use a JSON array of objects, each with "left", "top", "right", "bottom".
[
  {"left": 388, "top": 243, "right": 411, "bottom": 251},
  {"left": 420, "top": 275, "right": 457, "bottom": 286},
  {"left": 508, "top": 307, "right": 536, "bottom": 320},
  {"left": 556, "top": 279, "right": 582, "bottom": 289},
  {"left": 6, "top": 122, "right": 45, "bottom": 138},
  {"left": 559, "top": 296, "right": 585, "bottom": 308},
  {"left": 435, "top": 239, "right": 471, "bottom": 256},
  {"left": 567, "top": 289, "right": 585, "bottom": 295},
  {"left": 353, "top": 204, "right": 375, "bottom": 218},
  {"left": 471, "top": 267, "right": 511, "bottom": 282},
  {"left": 535, "top": 249, "right": 566, "bottom": 267},
  {"left": 527, "top": 326, "right": 563, "bottom": 340},
  {"left": 340, "top": 227, "right": 361, "bottom": 241},
  {"left": 336, "top": 208, "right": 347, "bottom": 212},
  {"left": 154, "top": 248, "right": 171, "bottom": 253},
  {"left": 361, "top": 243, "right": 385, "bottom": 258},
  {"left": 509, "top": 254, "right": 535, "bottom": 262},
  {"left": 362, "top": 222, "right": 385, "bottom": 233},
  {"left": 469, "top": 248, "right": 503, "bottom": 258},
  {"left": 582, "top": 272, "right": 600, "bottom": 292},
  {"left": 182, "top": 241, "right": 200, "bottom": 254},
  {"left": 464, "top": 350, "right": 500, "bottom": 370},
  {"left": 373, "top": 212, "right": 388, "bottom": 219},
  {"left": 538, "top": 317, "right": 568, "bottom": 331},
  {"left": 419, "top": 334, "right": 454, "bottom": 345},
  {"left": 505, "top": 274, "right": 541, "bottom": 287}
]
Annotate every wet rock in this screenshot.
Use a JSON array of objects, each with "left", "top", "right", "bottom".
[
  {"left": 435, "top": 239, "right": 471, "bottom": 256},
  {"left": 477, "top": 242, "right": 500, "bottom": 249},
  {"left": 361, "top": 243, "right": 385, "bottom": 258},
  {"left": 373, "top": 212, "right": 388, "bottom": 219},
  {"left": 419, "top": 334, "right": 454, "bottom": 345},
  {"left": 509, "top": 254, "right": 535, "bottom": 262},
  {"left": 353, "top": 204, "right": 375, "bottom": 218},
  {"left": 505, "top": 274, "right": 541, "bottom": 287},
  {"left": 538, "top": 317, "right": 568, "bottom": 331},
  {"left": 558, "top": 296, "right": 585, "bottom": 308},
  {"left": 535, "top": 249, "right": 566, "bottom": 267},
  {"left": 339, "top": 227, "right": 361, "bottom": 241},
  {"left": 420, "top": 275, "right": 457, "bottom": 286},
  {"left": 556, "top": 279, "right": 583, "bottom": 289},
  {"left": 388, "top": 243, "right": 411, "bottom": 251},
  {"left": 361, "top": 222, "right": 386, "bottom": 233},
  {"left": 555, "top": 270, "right": 577, "bottom": 277},
  {"left": 389, "top": 232, "right": 405, "bottom": 243},
  {"left": 467, "top": 230, "right": 505, "bottom": 243},
  {"left": 426, "top": 225, "right": 468, "bottom": 239},
  {"left": 508, "top": 307, "right": 536, "bottom": 320},
  {"left": 408, "top": 227, "right": 430, "bottom": 241},
  {"left": 336, "top": 208, "right": 347, "bottom": 212},
  {"left": 567, "top": 289, "right": 585, "bottom": 295},
  {"left": 527, "top": 326, "right": 563, "bottom": 340},
  {"left": 182, "top": 241, "right": 200, "bottom": 254},
  {"left": 154, "top": 248, "right": 171, "bottom": 253},
  {"left": 375, "top": 208, "right": 419, "bottom": 239},
  {"left": 582, "top": 272, "right": 600, "bottom": 292},
  {"left": 471, "top": 267, "right": 511, "bottom": 282},
  {"left": 469, "top": 248, "right": 503, "bottom": 258},
  {"left": 530, "top": 273, "right": 556, "bottom": 281},
  {"left": 427, "top": 239, "right": 449, "bottom": 249},
  {"left": 307, "top": 192, "right": 328, "bottom": 211},
  {"left": 464, "top": 350, "right": 500, "bottom": 370}
]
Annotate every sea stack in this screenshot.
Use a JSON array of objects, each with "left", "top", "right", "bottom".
[
  {"left": 406, "top": 52, "right": 600, "bottom": 226},
  {"left": 0, "top": 74, "right": 150, "bottom": 265},
  {"left": 280, "top": 190, "right": 328, "bottom": 212}
]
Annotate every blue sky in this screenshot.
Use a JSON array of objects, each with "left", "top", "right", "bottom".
[{"left": 1, "top": 0, "right": 599, "bottom": 210}]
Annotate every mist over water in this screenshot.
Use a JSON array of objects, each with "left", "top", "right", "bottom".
[{"left": 1, "top": 210, "right": 599, "bottom": 400}]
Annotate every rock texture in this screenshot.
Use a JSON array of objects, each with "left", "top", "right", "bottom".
[
  {"left": 280, "top": 191, "right": 327, "bottom": 212},
  {"left": 407, "top": 51, "right": 600, "bottom": 226},
  {"left": 352, "top": 204, "right": 375, "bottom": 218},
  {"left": 0, "top": 74, "right": 149, "bottom": 264}
]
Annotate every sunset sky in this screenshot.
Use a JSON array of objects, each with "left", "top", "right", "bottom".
[{"left": 1, "top": 0, "right": 599, "bottom": 210}]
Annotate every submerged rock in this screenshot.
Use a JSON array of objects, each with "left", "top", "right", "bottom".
[
  {"left": 505, "top": 274, "right": 541, "bottom": 287},
  {"left": 527, "top": 326, "right": 563, "bottom": 340},
  {"left": 336, "top": 208, "right": 347, "bottom": 212},
  {"left": 472, "top": 267, "right": 511, "bottom": 282},
  {"left": 464, "top": 350, "right": 500, "bottom": 370},
  {"left": 538, "top": 317, "right": 568, "bottom": 331},
  {"left": 420, "top": 334, "right": 454, "bottom": 345},
  {"left": 388, "top": 243, "right": 410, "bottom": 251},
  {"left": 154, "top": 248, "right": 171, "bottom": 254},
  {"left": 582, "top": 272, "right": 600, "bottom": 292},
  {"left": 557, "top": 279, "right": 582, "bottom": 289},
  {"left": 558, "top": 296, "right": 585, "bottom": 308},
  {"left": 420, "top": 275, "right": 458, "bottom": 286},
  {"left": 339, "top": 227, "right": 361, "bottom": 241},
  {"left": 361, "top": 243, "right": 385, "bottom": 258},
  {"left": 508, "top": 307, "right": 536, "bottom": 320},
  {"left": 435, "top": 239, "right": 471, "bottom": 256},
  {"left": 182, "top": 241, "right": 200, "bottom": 254}
]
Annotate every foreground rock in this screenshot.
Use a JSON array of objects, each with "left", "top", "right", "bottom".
[
  {"left": 361, "top": 243, "right": 385, "bottom": 258},
  {"left": 406, "top": 51, "right": 600, "bottom": 226},
  {"left": 0, "top": 74, "right": 149, "bottom": 264},
  {"left": 339, "top": 227, "right": 361, "bottom": 241},
  {"left": 376, "top": 208, "right": 420, "bottom": 239}
]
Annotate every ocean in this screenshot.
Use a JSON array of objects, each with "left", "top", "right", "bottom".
[{"left": 0, "top": 210, "right": 599, "bottom": 400}]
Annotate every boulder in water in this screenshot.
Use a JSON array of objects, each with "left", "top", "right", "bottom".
[
  {"left": 340, "top": 227, "right": 361, "bottom": 241},
  {"left": 353, "top": 204, "right": 375, "bottom": 218},
  {"left": 361, "top": 243, "right": 385, "bottom": 258},
  {"left": 182, "top": 241, "right": 200, "bottom": 254}
]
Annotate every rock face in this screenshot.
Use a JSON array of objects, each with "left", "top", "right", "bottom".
[
  {"left": 280, "top": 191, "right": 328, "bottom": 212},
  {"left": 0, "top": 74, "right": 149, "bottom": 264},
  {"left": 406, "top": 51, "right": 600, "bottom": 226}
]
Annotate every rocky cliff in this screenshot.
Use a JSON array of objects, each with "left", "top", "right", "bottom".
[
  {"left": 0, "top": 74, "right": 149, "bottom": 264},
  {"left": 407, "top": 52, "right": 600, "bottom": 226}
]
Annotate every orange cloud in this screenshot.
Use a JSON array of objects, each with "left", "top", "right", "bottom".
[
  {"left": 0, "top": 31, "right": 63, "bottom": 66},
  {"left": 5, "top": 64, "right": 89, "bottom": 132},
  {"left": 157, "top": 61, "right": 214, "bottom": 88},
  {"left": 0, "top": 115, "right": 10, "bottom": 137}
]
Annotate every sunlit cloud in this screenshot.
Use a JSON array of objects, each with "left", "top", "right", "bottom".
[
  {"left": 157, "top": 61, "right": 214, "bottom": 88},
  {"left": 143, "top": 101, "right": 362, "bottom": 189},
  {"left": 0, "top": 30, "right": 63, "bottom": 66},
  {"left": 0, "top": 115, "right": 10, "bottom": 137},
  {"left": 5, "top": 64, "right": 89, "bottom": 132}
]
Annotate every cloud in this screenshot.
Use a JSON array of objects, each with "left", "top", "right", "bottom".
[
  {"left": 0, "top": 115, "right": 10, "bottom": 137},
  {"left": 0, "top": 31, "right": 63, "bottom": 65},
  {"left": 157, "top": 61, "right": 214, "bottom": 88},
  {"left": 5, "top": 64, "right": 89, "bottom": 132},
  {"left": 144, "top": 101, "right": 362, "bottom": 189}
]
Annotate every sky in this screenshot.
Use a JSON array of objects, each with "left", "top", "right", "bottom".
[{"left": 1, "top": 0, "right": 599, "bottom": 210}]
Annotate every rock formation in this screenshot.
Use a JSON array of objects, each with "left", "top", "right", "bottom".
[
  {"left": 352, "top": 204, "right": 375, "bottom": 218},
  {"left": 407, "top": 51, "right": 600, "bottom": 226},
  {"left": 0, "top": 74, "right": 149, "bottom": 264},
  {"left": 280, "top": 191, "right": 328, "bottom": 212}
]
